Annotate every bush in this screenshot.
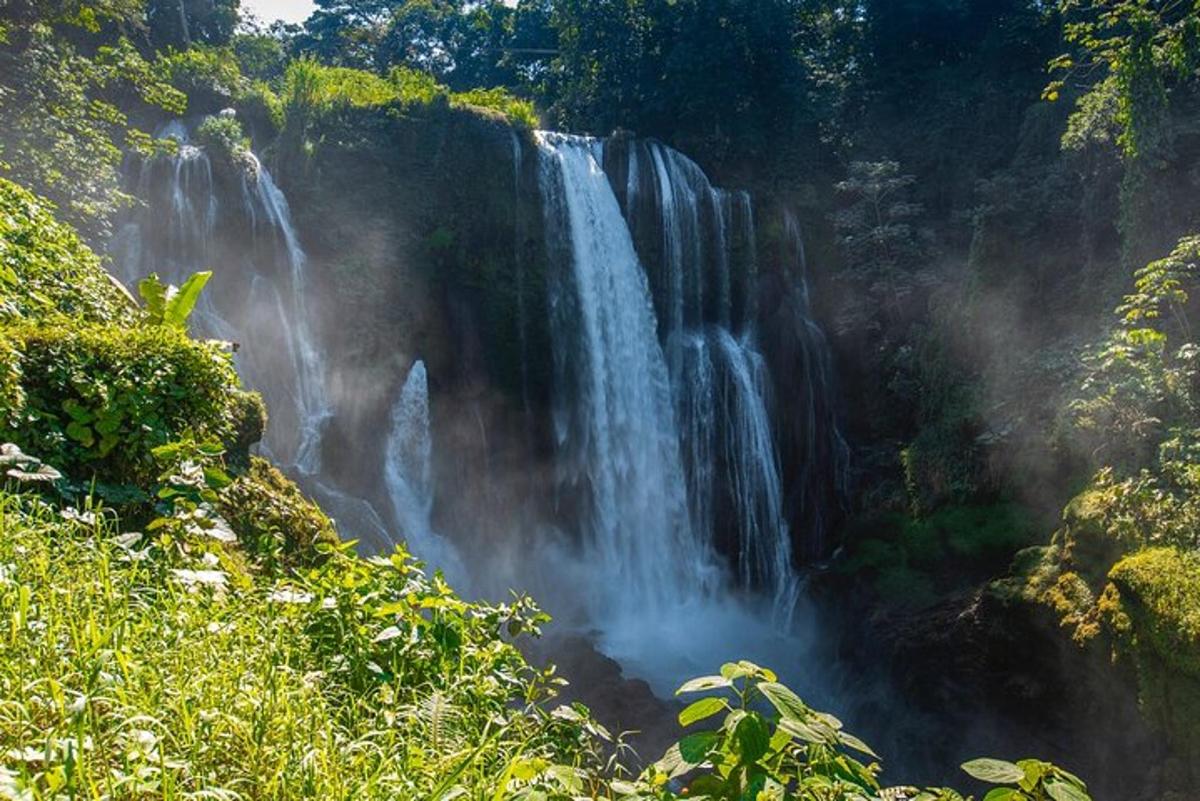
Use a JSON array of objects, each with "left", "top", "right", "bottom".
[
  {"left": 156, "top": 45, "right": 245, "bottom": 110},
  {"left": 0, "top": 322, "right": 244, "bottom": 486},
  {"left": 0, "top": 178, "right": 133, "bottom": 324},
  {"left": 195, "top": 113, "right": 250, "bottom": 161},
  {"left": 0, "top": 489, "right": 599, "bottom": 799}
]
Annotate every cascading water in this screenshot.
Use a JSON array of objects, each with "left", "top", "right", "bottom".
[
  {"left": 614, "top": 138, "right": 800, "bottom": 620},
  {"left": 112, "top": 124, "right": 331, "bottom": 475},
  {"left": 537, "top": 131, "right": 808, "bottom": 690},
  {"left": 110, "top": 119, "right": 402, "bottom": 554},
  {"left": 537, "top": 132, "right": 717, "bottom": 615},
  {"left": 383, "top": 360, "right": 467, "bottom": 584}
]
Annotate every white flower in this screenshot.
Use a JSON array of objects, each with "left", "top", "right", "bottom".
[{"left": 170, "top": 569, "right": 227, "bottom": 588}]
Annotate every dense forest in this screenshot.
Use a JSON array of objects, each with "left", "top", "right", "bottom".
[{"left": 1, "top": 0, "right": 1199, "bottom": 799}]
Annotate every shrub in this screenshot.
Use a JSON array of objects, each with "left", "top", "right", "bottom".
[
  {"left": 194, "top": 114, "right": 250, "bottom": 162},
  {"left": 156, "top": 45, "right": 245, "bottom": 108},
  {"left": 0, "top": 322, "right": 244, "bottom": 486},
  {"left": 452, "top": 86, "right": 540, "bottom": 129},
  {"left": 0, "top": 178, "right": 133, "bottom": 324},
  {"left": 0, "top": 489, "right": 600, "bottom": 799}
]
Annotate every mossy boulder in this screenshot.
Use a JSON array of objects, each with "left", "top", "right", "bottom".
[
  {"left": 217, "top": 456, "right": 338, "bottom": 561},
  {"left": 1058, "top": 487, "right": 1134, "bottom": 581},
  {"left": 1104, "top": 547, "right": 1200, "bottom": 788},
  {"left": 0, "top": 177, "right": 134, "bottom": 324}
]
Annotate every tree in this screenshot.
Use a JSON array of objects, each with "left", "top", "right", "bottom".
[
  {"left": 145, "top": 0, "right": 240, "bottom": 48},
  {"left": 0, "top": 0, "right": 185, "bottom": 240},
  {"left": 833, "top": 159, "right": 927, "bottom": 323}
]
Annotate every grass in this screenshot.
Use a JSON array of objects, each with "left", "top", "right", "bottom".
[{"left": 0, "top": 488, "right": 600, "bottom": 799}]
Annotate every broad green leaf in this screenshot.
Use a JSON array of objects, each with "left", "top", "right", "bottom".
[
  {"left": 732, "top": 712, "right": 771, "bottom": 763},
  {"left": 679, "top": 697, "right": 727, "bottom": 727},
  {"left": 1045, "top": 778, "right": 1091, "bottom": 801},
  {"left": 164, "top": 270, "right": 212, "bottom": 328},
  {"left": 757, "top": 681, "right": 808, "bottom": 720},
  {"left": 962, "top": 758, "right": 1025, "bottom": 784},
  {"left": 678, "top": 731, "right": 720, "bottom": 763},
  {"left": 982, "top": 789, "right": 1023, "bottom": 801},
  {"left": 676, "top": 675, "right": 731, "bottom": 694},
  {"left": 138, "top": 274, "right": 168, "bottom": 323}
]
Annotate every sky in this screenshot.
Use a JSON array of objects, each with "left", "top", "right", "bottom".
[{"left": 241, "top": 0, "right": 315, "bottom": 25}]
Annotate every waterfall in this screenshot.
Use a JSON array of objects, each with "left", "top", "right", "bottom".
[
  {"left": 536, "top": 132, "right": 813, "bottom": 691},
  {"left": 382, "top": 360, "right": 466, "bottom": 582},
  {"left": 109, "top": 119, "right": 393, "bottom": 552},
  {"left": 614, "top": 139, "right": 800, "bottom": 618},
  {"left": 537, "top": 131, "right": 719, "bottom": 619},
  {"left": 112, "top": 124, "right": 331, "bottom": 475},
  {"left": 240, "top": 155, "right": 332, "bottom": 475},
  {"left": 712, "top": 329, "right": 799, "bottom": 623}
]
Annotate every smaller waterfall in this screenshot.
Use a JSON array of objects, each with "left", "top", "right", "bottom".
[
  {"left": 112, "top": 123, "right": 332, "bottom": 475},
  {"left": 713, "top": 329, "right": 799, "bottom": 623},
  {"left": 240, "top": 155, "right": 332, "bottom": 474},
  {"left": 383, "top": 361, "right": 466, "bottom": 582}
]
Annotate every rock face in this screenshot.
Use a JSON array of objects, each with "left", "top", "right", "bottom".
[
  {"left": 521, "top": 632, "right": 683, "bottom": 767},
  {"left": 853, "top": 585, "right": 1162, "bottom": 799}
]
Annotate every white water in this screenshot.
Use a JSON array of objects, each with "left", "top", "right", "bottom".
[
  {"left": 624, "top": 140, "right": 799, "bottom": 623},
  {"left": 383, "top": 360, "right": 467, "bottom": 583},
  {"left": 109, "top": 120, "right": 396, "bottom": 555},
  {"left": 537, "top": 132, "right": 808, "bottom": 691},
  {"left": 113, "top": 125, "right": 331, "bottom": 475}
]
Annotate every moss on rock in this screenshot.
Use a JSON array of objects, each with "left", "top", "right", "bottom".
[
  {"left": 1104, "top": 547, "right": 1200, "bottom": 786},
  {"left": 217, "top": 456, "right": 338, "bottom": 562}
]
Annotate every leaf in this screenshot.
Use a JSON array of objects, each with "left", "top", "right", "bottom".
[
  {"left": 372, "top": 626, "right": 403, "bottom": 643},
  {"left": 982, "top": 790, "right": 1023, "bottom": 801},
  {"left": 164, "top": 270, "right": 212, "bottom": 328},
  {"left": 778, "top": 716, "right": 836, "bottom": 745},
  {"left": 678, "top": 697, "right": 727, "bottom": 727},
  {"left": 1045, "top": 779, "right": 1091, "bottom": 801},
  {"left": 838, "top": 731, "right": 879, "bottom": 759},
  {"left": 138, "top": 274, "right": 168, "bottom": 324},
  {"left": 65, "top": 421, "right": 94, "bottom": 447},
  {"left": 757, "top": 681, "right": 808, "bottom": 720},
  {"left": 676, "top": 675, "right": 731, "bottom": 694},
  {"left": 677, "top": 731, "right": 720, "bottom": 763},
  {"left": 732, "top": 712, "right": 771, "bottom": 763},
  {"left": 962, "top": 759, "right": 1025, "bottom": 785}
]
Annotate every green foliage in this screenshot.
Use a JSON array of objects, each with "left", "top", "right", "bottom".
[
  {"left": 0, "top": 4, "right": 186, "bottom": 239},
  {"left": 156, "top": 44, "right": 246, "bottom": 107},
  {"left": 0, "top": 489, "right": 601, "bottom": 799},
  {"left": 194, "top": 114, "right": 251, "bottom": 160},
  {"left": 600, "top": 660, "right": 1089, "bottom": 801},
  {"left": 842, "top": 504, "right": 1037, "bottom": 610},
  {"left": 832, "top": 160, "right": 930, "bottom": 333},
  {"left": 0, "top": 323, "right": 241, "bottom": 487},
  {"left": 961, "top": 757, "right": 1091, "bottom": 801},
  {"left": 0, "top": 178, "right": 133, "bottom": 324},
  {"left": 1051, "top": 0, "right": 1200, "bottom": 160},
  {"left": 137, "top": 271, "right": 214, "bottom": 329},
  {"left": 1071, "top": 236, "right": 1200, "bottom": 467},
  {"left": 283, "top": 58, "right": 536, "bottom": 125},
  {"left": 146, "top": 0, "right": 240, "bottom": 48}
]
